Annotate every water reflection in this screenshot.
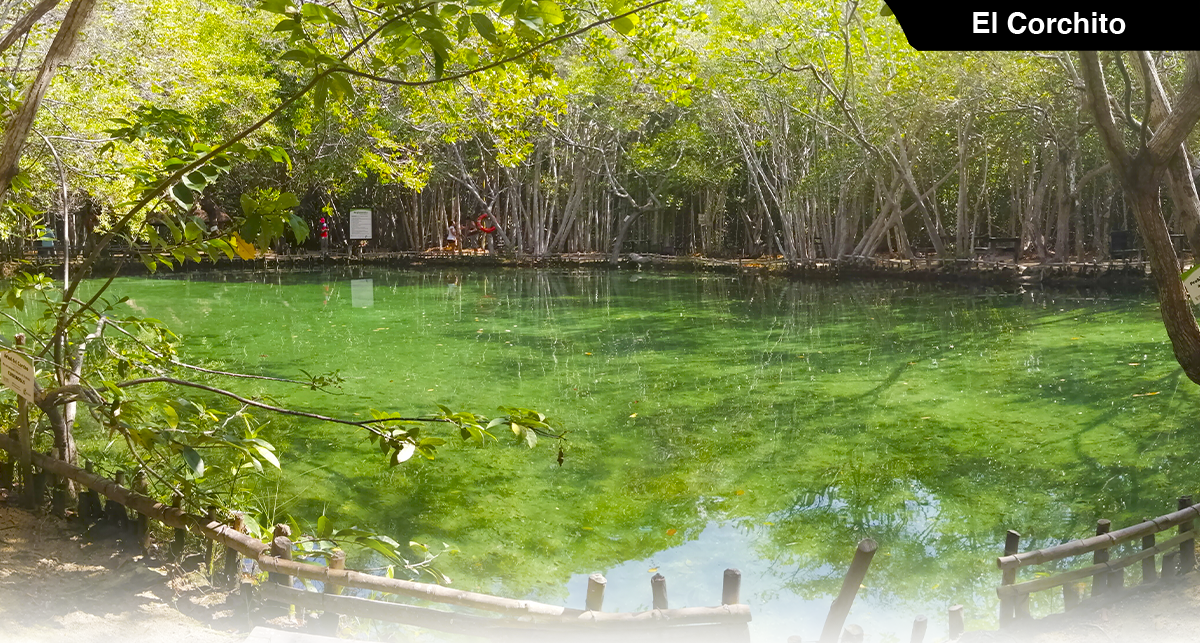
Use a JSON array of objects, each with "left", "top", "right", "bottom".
[{"left": 93, "top": 268, "right": 1200, "bottom": 639}]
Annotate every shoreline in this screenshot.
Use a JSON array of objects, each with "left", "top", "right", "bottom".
[{"left": 15, "top": 250, "right": 1165, "bottom": 291}]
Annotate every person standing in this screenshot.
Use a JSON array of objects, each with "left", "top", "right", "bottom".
[{"left": 319, "top": 216, "right": 330, "bottom": 257}]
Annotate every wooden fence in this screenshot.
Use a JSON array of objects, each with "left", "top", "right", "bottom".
[
  {"left": 995, "top": 496, "right": 1198, "bottom": 626},
  {"left": 0, "top": 434, "right": 751, "bottom": 641}
]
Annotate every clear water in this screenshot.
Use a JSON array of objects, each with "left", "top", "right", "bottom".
[{"left": 91, "top": 267, "right": 1200, "bottom": 641}]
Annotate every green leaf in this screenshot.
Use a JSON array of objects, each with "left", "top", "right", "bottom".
[
  {"left": 470, "top": 13, "right": 499, "bottom": 43},
  {"left": 499, "top": 0, "right": 521, "bottom": 15},
  {"left": 533, "top": 0, "right": 564, "bottom": 25},
  {"left": 396, "top": 442, "right": 416, "bottom": 464},
  {"left": 259, "top": 0, "right": 291, "bottom": 14},
  {"left": 327, "top": 72, "right": 354, "bottom": 102},
  {"left": 612, "top": 14, "right": 637, "bottom": 35},
  {"left": 253, "top": 444, "right": 281, "bottom": 468},
  {"left": 300, "top": 2, "right": 348, "bottom": 26},
  {"left": 412, "top": 12, "right": 442, "bottom": 32},
  {"left": 182, "top": 446, "right": 205, "bottom": 477},
  {"left": 172, "top": 183, "right": 195, "bottom": 207},
  {"left": 279, "top": 49, "right": 316, "bottom": 65},
  {"left": 317, "top": 514, "right": 332, "bottom": 539},
  {"left": 355, "top": 536, "right": 402, "bottom": 562},
  {"left": 456, "top": 14, "right": 471, "bottom": 41},
  {"left": 312, "top": 77, "right": 329, "bottom": 111}
]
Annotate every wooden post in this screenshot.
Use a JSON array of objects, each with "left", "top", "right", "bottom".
[
  {"left": 819, "top": 538, "right": 878, "bottom": 643},
  {"left": 1063, "top": 583, "right": 1080, "bottom": 611},
  {"left": 722, "top": 568, "right": 742, "bottom": 605},
  {"left": 841, "top": 624, "right": 863, "bottom": 643},
  {"left": 1163, "top": 551, "right": 1180, "bottom": 579},
  {"left": 14, "top": 334, "right": 32, "bottom": 509},
  {"left": 31, "top": 459, "right": 46, "bottom": 511},
  {"left": 0, "top": 446, "right": 11, "bottom": 490},
  {"left": 650, "top": 573, "right": 668, "bottom": 610},
  {"left": 316, "top": 548, "right": 346, "bottom": 635},
  {"left": 223, "top": 513, "right": 245, "bottom": 587},
  {"left": 585, "top": 573, "right": 606, "bottom": 611},
  {"left": 999, "top": 530, "right": 1019, "bottom": 626},
  {"left": 1178, "top": 495, "right": 1195, "bottom": 573},
  {"left": 1012, "top": 590, "right": 1032, "bottom": 619},
  {"left": 1092, "top": 519, "right": 1111, "bottom": 595},
  {"left": 1142, "top": 533, "right": 1157, "bottom": 584},
  {"left": 78, "top": 460, "right": 93, "bottom": 522},
  {"left": 49, "top": 449, "right": 65, "bottom": 517},
  {"left": 104, "top": 470, "right": 128, "bottom": 529},
  {"left": 51, "top": 477, "right": 66, "bottom": 516},
  {"left": 205, "top": 506, "right": 217, "bottom": 575},
  {"left": 133, "top": 471, "right": 150, "bottom": 555},
  {"left": 910, "top": 615, "right": 927, "bottom": 643},
  {"left": 1112, "top": 567, "right": 1124, "bottom": 591},
  {"left": 948, "top": 605, "right": 964, "bottom": 640},
  {"left": 240, "top": 578, "right": 254, "bottom": 627},
  {"left": 269, "top": 524, "right": 293, "bottom": 587},
  {"left": 170, "top": 492, "right": 185, "bottom": 560}
]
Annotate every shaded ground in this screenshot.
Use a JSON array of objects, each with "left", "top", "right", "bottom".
[
  {"left": 0, "top": 499, "right": 240, "bottom": 643},
  {"left": 955, "top": 573, "right": 1200, "bottom": 643}
]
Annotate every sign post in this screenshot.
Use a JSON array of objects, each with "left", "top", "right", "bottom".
[
  {"left": 1184, "top": 265, "right": 1200, "bottom": 303},
  {"left": 3, "top": 334, "right": 34, "bottom": 507},
  {"left": 349, "top": 209, "right": 372, "bottom": 257}
]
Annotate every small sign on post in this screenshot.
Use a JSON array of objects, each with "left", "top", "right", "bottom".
[
  {"left": 1184, "top": 265, "right": 1200, "bottom": 303},
  {"left": 349, "top": 209, "right": 372, "bottom": 240},
  {"left": 2, "top": 348, "right": 35, "bottom": 402}
]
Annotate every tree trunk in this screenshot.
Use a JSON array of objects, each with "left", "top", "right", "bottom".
[{"left": 0, "top": 0, "right": 97, "bottom": 204}]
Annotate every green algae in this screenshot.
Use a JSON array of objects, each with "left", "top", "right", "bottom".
[{"left": 84, "top": 268, "right": 1200, "bottom": 638}]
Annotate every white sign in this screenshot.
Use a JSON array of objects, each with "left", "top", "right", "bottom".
[
  {"left": 1, "top": 350, "right": 35, "bottom": 402},
  {"left": 1184, "top": 265, "right": 1200, "bottom": 303},
  {"left": 349, "top": 209, "right": 373, "bottom": 240},
  {"left": 351, "top": 279, "right": 374, "bottom": 308}
]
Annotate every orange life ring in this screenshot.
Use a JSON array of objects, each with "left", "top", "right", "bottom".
[{"left": 476, "top": 213, "right": 497, "bottom": 234}]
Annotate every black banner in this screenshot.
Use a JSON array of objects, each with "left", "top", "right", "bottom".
[{"left": 885, "top": 1, "right": 1184, "bottom": 51}]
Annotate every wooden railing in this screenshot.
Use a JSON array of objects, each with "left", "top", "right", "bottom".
[
  {"left": 0, "top": 434, "right": 751, "bottom": 639},
  {"left": 995, "top": 496, "right": 1198, "bottom": 626}
]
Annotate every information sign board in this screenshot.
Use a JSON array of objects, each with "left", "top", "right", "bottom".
[{"left": 349, "top": 209, "right": 372, "bottom": 240}]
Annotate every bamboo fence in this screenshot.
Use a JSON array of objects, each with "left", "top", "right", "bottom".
[
  {"left": 0, "top": 434, "right": 751, "bottom": 639},
  {"left": 995, "top": 496, "right": 1198, "bottom": 626}
]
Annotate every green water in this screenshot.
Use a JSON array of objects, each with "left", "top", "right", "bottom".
[{"left": 94, "top": 268, "right": 1200, "bottom": 640}]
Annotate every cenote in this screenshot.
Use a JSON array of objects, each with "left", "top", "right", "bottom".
[{"left": 88, "top": 267, "right": 1200, "bottom": 640}]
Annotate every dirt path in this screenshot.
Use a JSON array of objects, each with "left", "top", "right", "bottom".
[
  {"left": 0, "top": 501, "right": 240, "bottom": 643},
  {"left": 960, "top": 575, "right": 1200, "bottom": 643}
]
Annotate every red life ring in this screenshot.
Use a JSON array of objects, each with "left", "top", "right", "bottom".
[{"left": 476, "top": 213, "right": 497, "bottom": 234}]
